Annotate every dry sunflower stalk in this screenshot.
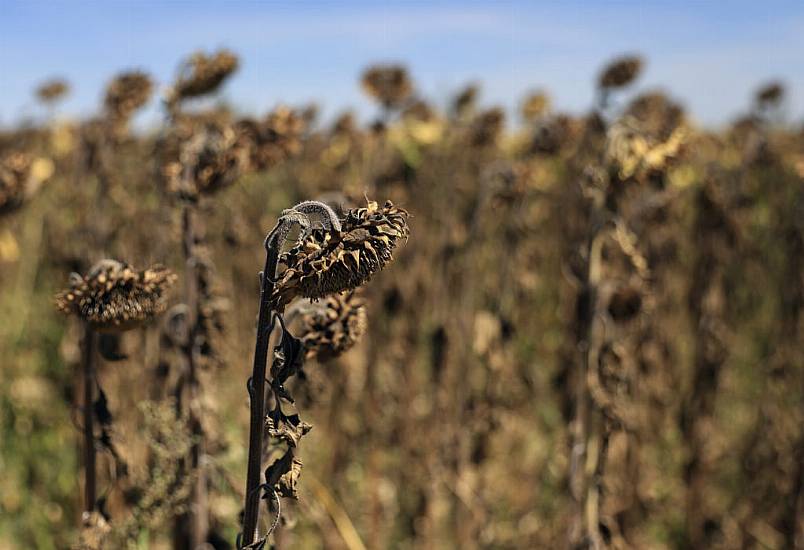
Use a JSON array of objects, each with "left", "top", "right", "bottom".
[
  {"left": 55, "top": 259, "right": 177, "bottom": 332},
  {"left": 239, "top": 198, "right": 409, "bottom": 547}
]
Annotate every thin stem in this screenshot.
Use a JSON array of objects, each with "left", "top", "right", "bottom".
[
  {"left": 242, "top": 241, "right": 281, "bottom": 546},
  {"left": 81, "top": 324, "right": 97, "bottom": 515}
]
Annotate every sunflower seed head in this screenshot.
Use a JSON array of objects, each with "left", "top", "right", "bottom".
[{"left": 55, "top": 259, "right": 177, "bottom": 332}]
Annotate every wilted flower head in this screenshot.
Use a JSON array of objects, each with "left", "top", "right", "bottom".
[
  {"left": 0, "top": 152, "right": 54, "bottom": 215},
  {"left": 469, "top": 108, "right": 505, "bottom": 147},
  {"left": 520, "top": 91, "right": 551, "bottom": 122},
  {"left": 236, "top": 105, "right": 307, "bottom": 171},
  {"left": 159, "top": 118, "right": 249, "bottom": 200},
  {"left": 598, "top": 55, "right": 643, "bottom": 89},
  {"left": 754, "top": 81, "right": 785, "bottom": 107},
  {"left": 625, "top": 91, "right": 685, "bottom": 140},
  {"left": 360, "top": 64, "right": 413, "bottom": 109},
  {"left": 55, "top": 259, "right": 177, "bottom": 332},
  {"left": 271, "top": 200, "right": 410, "bottom": 310},
  {"left": 35, "top": 78, "right": 70, "bottom": 104},
  {"left": 297, "top": 292, "right": 368, "bottom": 361},
  {"left": 451, "top": 84, "right": 479, "bottom": 118},
  {"left": 169, "top": 49, "right": 239, "bottom": 103},
  {"left": 104, "top": 71, "right": 153, "bottom": 121},
  {"left": 531, "top": 114, "right": 581, "bottom": 155}
]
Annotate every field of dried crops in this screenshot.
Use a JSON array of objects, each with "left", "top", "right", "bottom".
[{"left": 0, "top": 52, "right": 801, "bottom": 549}]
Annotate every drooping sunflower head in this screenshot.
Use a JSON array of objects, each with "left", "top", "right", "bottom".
[
  {"left": 297, "top": 292, "right": 368, "bottom": 361},
  {"left": 270, "top": 200, "right": 410, "bottom": 310},
  {"left": 104, "top": 71, "right": 153, "bottom": 122},
  {"left": 360, "top": 64, "right": 413, "bottom": 109},
  {"left": 598, "top": 55, "right": 643, "bottom": 90},
  {"left": 35, "top": 78, "right": 70, "bottom": 104},
  {"left": 55, "top": 259, "right": 177, "bottom": 332},
  {"left": 168, "top": 49, "right": 239, "bottom": 104}
]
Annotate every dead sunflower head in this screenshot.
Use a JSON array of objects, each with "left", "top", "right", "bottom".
[
  {"left": 0, "top": 152, "right": 54, "bottom": 216},
  {"left": 754, "top": 81, "right": 785, "bottom": 108},
  {"left": 271, "top": 200, "right": 410, "bottom": 311},
  {"left": 35, "top": 78, "right": 70, "bottom": 104},
  {"left": 360, "top": 64, "right": 413, "bottom": 109},
  {"left": 451, "top": 83, "right": 479, "bottom": 119},
  {"left": 469, "top": 108, "right": 506, "bottom": 147},
  {"left": 55, "top": 259, "right": 177, "bottom": 332},
  {"left": 236, "top": 105, "right": 307, "bottom": 171},
  {"left": 104, "top": 71, "right": 153, "bottom": 122},
  {"left": 520, "top": 90, "right": 551, "bottom": 123},
  {"left": 169, "top": 49, "right": 239, "bottom": 103},
  {"left": 598, "top": 55, "right": 643, "bottom": 90},
  {"left": 296, "top": 292, "right": 368, "bottom": 361},
  {"left": 159, "top": 118, "right": 249, "bottom": 200}
]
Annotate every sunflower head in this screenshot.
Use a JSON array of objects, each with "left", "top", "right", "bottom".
[
  {"left": 360, "top": 64, "right": 413, "bottom": 109},
  {"left": 36, "top": 78, "right": 70, "bottom": 104},
  {"left": 55, "top": 259, "right": 177, "bottom": 332},
  {"left": 296, "top": 292, "right": 367, "bottom": 361},
  {"left": 169, "top": 49, "right": 239, "bottom": 104},
  {"left": 598, "top": 55, "right": 643, "bottom": 90},
  {"left": 270, "top": 200, "right": 409, "bottom": 311},
  {"left": 104, "top": 71, "right": 153, "bottom": 122}
]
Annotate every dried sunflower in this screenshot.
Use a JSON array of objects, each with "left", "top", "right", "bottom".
[
  {"left": 159, "top": 118, "right": 249, "bottom": 200},
  {"left": 236, "top": 106, "right": 307, "bottom": 170},
  {"left": 169, "top": 49, "right": 239, "bottom": 103},
  {"left": 0, "top": 152, "right": 53, "bottom": 215},
  {"left": 104, "top": 71, "right": 153, "bottom": 121},
  {"left": 520, "top": 90, "right": 551, "bottom": 122},
  {"left": 297, "top": 292, "right": 367, "bottom": 361},
  {"left": 598, "top": 55, "right": 643, "bottom": 89},
  {"left": 36, "top": 78, "right": 69, "bottom": 104},
  {"left": 271, "top": 200, "right": 409, "bottom": 310},
  {"left": 55, "top": 259, "right": 177, "bottom": 332},
  {"left": 360, "top": 64, "right": 413, "bottom": 109},
  {"left": 755, "top": 81, "right": 785, "bottom": 107},
  {"left": 469, "top": 108, "right": 505, "bottom": 147},
  {"left": 451, "top": 84, "right": 479, "bottom": 118}
]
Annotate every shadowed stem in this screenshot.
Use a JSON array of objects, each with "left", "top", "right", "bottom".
[
  {"left": 242, "top": 237, "right": 281, "bottom": 546},
  {"left": 81, "top": 324, "right": 97, "bottom": 515},
  {"left": 174, "top": 203, "right": 210, "bottom": 548}
]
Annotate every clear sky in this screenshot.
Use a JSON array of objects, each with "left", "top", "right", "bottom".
[{"left": 1, "top": 0, "right": 802, "bottom": 128}]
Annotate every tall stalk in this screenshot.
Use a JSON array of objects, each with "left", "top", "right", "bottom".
[
  {"left": 241, "top": 236, "right": 281, "bottom": 546},
  {"left": 174, "top": 203, "right": 209, "bottom": 548},
  {"left": 81, "top": 325, "right": 98, "bottom": 516}
]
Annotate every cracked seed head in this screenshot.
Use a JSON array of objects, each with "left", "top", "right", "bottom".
[
  {"left": 271, "top": 200, "right": 410, "bottom": 311},
  {"left": 55, "top": 259, "right": 177, "bottom": 332}
]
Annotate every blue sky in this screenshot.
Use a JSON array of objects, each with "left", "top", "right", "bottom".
[{"left": 1, "top": 0, "right": 803, "bottom": 128}]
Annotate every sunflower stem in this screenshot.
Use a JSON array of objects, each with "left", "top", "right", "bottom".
[
  {"left": 81, "top": 324, "right": 97, "bottom": 515},
  {"left": 242, "top": 231, "right": 282, "bottom": 546}
]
